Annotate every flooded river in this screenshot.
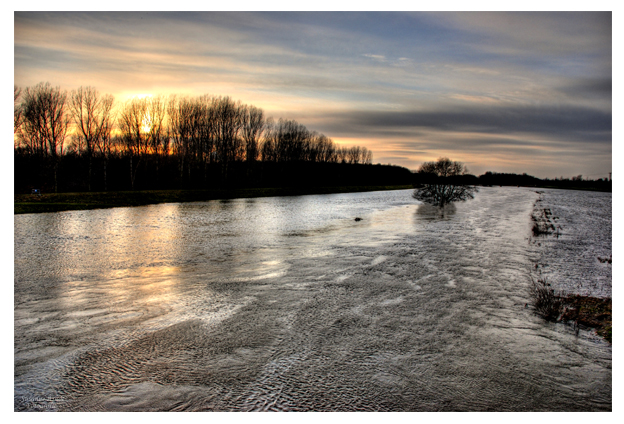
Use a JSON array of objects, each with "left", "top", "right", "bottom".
[{"left": 14, "top": 187, "right": 611, "bottom": 411}]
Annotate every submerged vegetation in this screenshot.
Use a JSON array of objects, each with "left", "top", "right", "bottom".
[
  {"left": 529, "top": 278, "right": 612, "bottom": 343},
  {"left": 530, "top": 191, "right": 561, "bottom": 237},
  {"left": 530, "top": 277, "right": 564, "bottom": 322},
  {"left": 561, "top": 295, "right": 612, "bottom": 343},
  {"left": 529, "top": 192, "right": 611, "bottom": 343},
  {"left": 412, "top": 158, "right": 478, "bottom": 208}
]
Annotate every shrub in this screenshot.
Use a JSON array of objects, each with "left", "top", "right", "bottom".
[{"left": 530, "top": 277, "right": 563, "bottom": 321}]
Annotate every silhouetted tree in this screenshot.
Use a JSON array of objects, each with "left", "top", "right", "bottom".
[
  {"left": 14, "top": 84, "right": 383, "bottom": 193},
  {"left": 19, "top": 82, "right": 70, "bottom": 191},
  {"left": 14, "top": 86, "right": 23, "bottom": 137},
  {"left": 314, "top": 134, "right": 336, "bottom": 163},
  {"left": 213, "top": 96, "right": 244, "bottom": 180},
  {"left": 119, "top": 97, "right": 150, "bottom": 189},
  {"left": 20, "top": 82, "right": 69, "bottom": 158},
  {"left": 336, "top": 146, "right": 348, "bottom": 163},
  {"left": 69, "top": 86, "right": 114, "bottom": 191},
  {"left": 145, "top": 95, "right": 168, "bottom": 184},
  {"left": 413, "top": 157, "right": 478, "bottom": 207},
  {"left": 168, "top": 95, "right": 197, "bottom": 182},
  {"left": 362, "top": 147, "right": 373, "bottom": 164},
  {"left": 241, "top": 104, "right": 265, "bottom": 163},
  {"left": 260, "top": 117, "right": 278, "bottom": 162},
  {"left": 96, "top": 102, "right": 115, "bottom": 191}
]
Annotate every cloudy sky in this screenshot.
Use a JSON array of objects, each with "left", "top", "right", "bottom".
[{"left": 14, "top": 11, "right": 612, "bottom": 178}]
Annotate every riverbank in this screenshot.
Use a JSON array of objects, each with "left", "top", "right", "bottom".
[
  {"left": 561, "top": 295, "right": 612, "bottom": 343},
  {"left": 529, "top": 189, "right": 612, "bottom": 343},
  {"left": 534, "top": 184, "right": 611, "bottom": 193},
  {"left": 14, "top": 185, "right": 413, "bottom": 214}
]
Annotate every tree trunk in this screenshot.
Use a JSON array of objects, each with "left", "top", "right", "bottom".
[
  {"left": 179, "top": 156, "right": 184, "bottom": 185},
  {"left": 88, "top": 152, "right": 92, "bottom": 192},
  {"left": 54, "top": 161, "right": 58, "bottom": 193},
  {"left": 103, "top": 156, "right": 108, "bottom": 192},
  {"left": 129, "top": 155, "right": 134, "bottom": 190}
]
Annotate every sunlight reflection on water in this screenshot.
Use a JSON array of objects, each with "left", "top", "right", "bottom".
[{"left": 14, "top": 188, "right": 611, "bottom": 411}]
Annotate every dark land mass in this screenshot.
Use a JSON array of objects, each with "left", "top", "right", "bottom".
[
  {"left": 15, "top": 150, "right": 610, "bottom": 214},
  {"left": 530, "top": 197, "right": 612, "bottom": 344},
  {"left": 14, "top": 185, "right": 413, "bottom": 214},
  {"left": 532, "top": 276, "right": 612, "bottom": 344},
  {"left": 14, "top": 152, "right": 413, "bottom": 194},
  {"left": 415, "top": 171, "right": 612, "bottom": 193},
  {"left": 560, "top": 295, "right": 612, "bottom": 343}
]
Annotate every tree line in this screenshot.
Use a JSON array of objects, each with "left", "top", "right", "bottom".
[
  {"left": 412, "top": 167, "right": 612, "bottom": 193},
  {"left": 14, "top": 83, "right": 378, "bottom": 193}
]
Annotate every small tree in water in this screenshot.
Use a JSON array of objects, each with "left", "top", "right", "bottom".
[{"left": 413, "top": 157, "right": 478, "bottom": 207}]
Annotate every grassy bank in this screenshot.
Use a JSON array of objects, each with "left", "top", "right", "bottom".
[
  {"left": 14, "top": 185, "right": 413, "bottom": 214},
  {"left": 530, "top": 278, "right": 612, "bottom": 343},
  {"left": 560, "top": 295, "right": 612, "bottom": 343}
]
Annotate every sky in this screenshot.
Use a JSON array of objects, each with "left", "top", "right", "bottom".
[{"left": 13, "top": 9, "right": 613, "bottom": 178}]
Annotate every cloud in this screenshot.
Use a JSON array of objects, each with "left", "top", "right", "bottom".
[
  {"left": 13, "top": 12, "right": 611, "bottom": 178},
  {"left": 319, "top": 104, "right": 611, "bottom": 142},
  {"left": 433, "top": 12, "right": 611, "bottom": 59},
  {"left": 363, "top": 54, "right": 386, "bottom": 61},
  {"left": 556, "top": 78, "right": 612, "bottom": 100}
]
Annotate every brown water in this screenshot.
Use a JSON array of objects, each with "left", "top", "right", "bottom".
[{"left": 14, "top": 187, "right": 611, "bottom": 411}]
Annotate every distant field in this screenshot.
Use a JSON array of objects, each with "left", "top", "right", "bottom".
[{"left": 14, "top": 185, "right": 414, "bottom": 214}]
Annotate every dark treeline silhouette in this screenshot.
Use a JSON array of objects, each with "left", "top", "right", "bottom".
[
  {"left": 475, "top": 171, "right": 611, "bottom": 192},
  {"left": 14, "top": 83, "right": 411, "bottom": 194},
  {"left": 412, "top": 167, "right": 611, "bottom": 193},
  {"left": 15, "top": 83, "right": 609, "bottom": 195}
]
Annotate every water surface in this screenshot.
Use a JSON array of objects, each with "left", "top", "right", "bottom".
[{"left": 14, "top": 187, "right": 611, "bottom": 411}]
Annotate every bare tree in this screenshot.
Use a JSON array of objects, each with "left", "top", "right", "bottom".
[
  {"left": 16, "top": 84, "right": 381, "bottom": 191},
  {"left": 69, "top": 86, "right": 115, "bottom": 191},
  {"left": 419, "top": 157, "right": 467, "bottom": 178},
  {"left": 145, "top": 95, "right": 167, "bottom": 156},
  {"left": 260, "top": 117, "right": 278, "bottom": 162},
  {"left": 66, "top": 133, "right": 85, "bottom": 155},
  {"left": 346, "top": 146, "right": 362, "bottom": 164},
  {"left": 119, "top": 97, "right": 149, "bottom": 189},
  {"left": 144, "top": 96, "right": 167, "bottom": 183},
  {"left": 413, "top": 157, "right": 478, "bottom": 208},
  {"left": 212, "top": 96, "right": 244, "bottom": 179},
  {"left": 196, "top": 94, "right": 217, "bottom": 181},
  {"left": 315, "top": 134, "right": 336, "bottom": 163},
  {"left": 336, "top": 146, "right": 348, "bottom": 164},
  {"left": 95, "top": 94, "right": 115, "bottom": 191},
  {"left": 361, "top": 147, "right": 373, "bottom": 164},
  {"left": 169, "top": 95, "right": 212, "bottom": 184},
  {"left": 240, "top": 104, "right": 265, "bottom": 163},
  {"left": 20, "top": 82, "right": 70, "bottom": 192},
  {"left": 167, "top": 95, "right": 190, "bottom": 180},
  {"left": 275, "top": 118, "right": 310, "bottom": 162},
  {"left": 20, "top": 82, "right": 69, "bottom": 158},
  {"left": 14, "top": 86, "right": 23, "bottom": 139}
]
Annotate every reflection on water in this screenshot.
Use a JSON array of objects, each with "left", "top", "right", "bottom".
[
  {"left": 414, "top": 203, "right": 457, "bottom": 221},
  {"left": 14, "top": 188, "right": 611, "bottom": 411}
]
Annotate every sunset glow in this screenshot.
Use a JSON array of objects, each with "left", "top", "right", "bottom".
[
  {"left": 12, "top": 7, "right": 615, "bottom": 413},
  {"left": 13, "top": 10, "right": 612, "bottom": 178}
]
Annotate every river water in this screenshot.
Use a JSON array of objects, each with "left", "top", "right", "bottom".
[{"left": 14, "top": 187, "right": 611, "bottom": 411}]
